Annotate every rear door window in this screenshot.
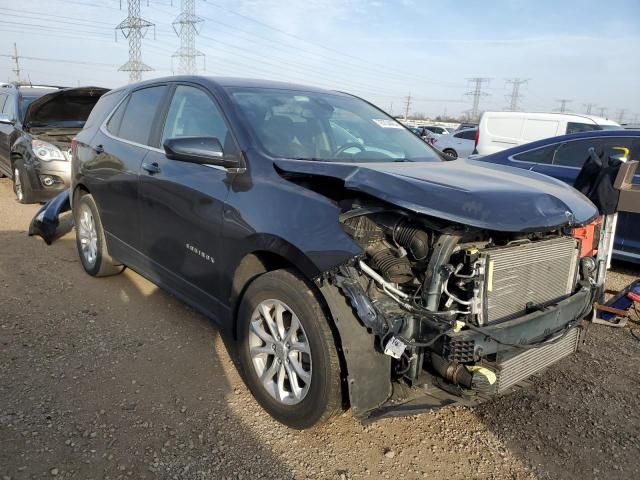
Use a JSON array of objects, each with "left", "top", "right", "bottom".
[
  {"left": 110, "top": 86, "right": 167, "bottom": 146},
  {"left": 456, "top": 130, "right": 476, "bottom": 140},
  {"left": 554, "top": 137, "right": 639, "bottom": 167},
  {"left": 566, "top": 122, "right": 600, "bottom": 134}
]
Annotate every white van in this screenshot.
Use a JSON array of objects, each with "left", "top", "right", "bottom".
[{"left": 475, "top": 112, "right": 621, "bottom": 155}]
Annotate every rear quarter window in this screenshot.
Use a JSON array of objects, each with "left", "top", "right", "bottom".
[
  {"left": 511, "top": 144, "right": 557, "bottom": 164},
  {"left": 84, "top": 89, "right": 123, "bottom": 130}
]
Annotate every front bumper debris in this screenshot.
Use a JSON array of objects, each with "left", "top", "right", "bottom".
[{"left": 28, "top": 190, "right": 72, "bottom": 244}]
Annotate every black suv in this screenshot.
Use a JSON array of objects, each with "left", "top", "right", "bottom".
[
  {"left": 67, "top": 76, "right": 602, "bottom": 428},
  {"left": 0, "top": 83, "right": 107, "bottom": 203}
]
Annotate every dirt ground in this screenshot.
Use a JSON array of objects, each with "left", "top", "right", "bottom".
[{"left": 0, "top": 177, "right": 639, "bottom": 480}]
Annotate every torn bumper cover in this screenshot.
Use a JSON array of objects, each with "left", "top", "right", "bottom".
[{"left": 28, "top": 190, "right": 72, "bottom": 244}]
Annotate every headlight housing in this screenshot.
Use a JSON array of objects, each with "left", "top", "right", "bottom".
[{"left": 31, "top": 139, "right": 66, "bottom": 161}]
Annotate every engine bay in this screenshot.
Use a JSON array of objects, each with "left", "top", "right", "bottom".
[{"left": 332, "top": 199, "right": 597, "bottom": 397}]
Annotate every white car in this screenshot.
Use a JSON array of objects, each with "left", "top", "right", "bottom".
[
  {"left": 421, "top": 125, "right": 453, "bottom": 137},
  {"left": 476, "top": 111, "right": 621, "bottom": 155},
  {"left": 432, "top": 128, "right": 476, "bottom": 159}
]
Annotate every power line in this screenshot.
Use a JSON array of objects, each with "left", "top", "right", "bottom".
[
  {"left": 172, "top": 0, "right": 204, "bottom": 74},
  {"left": 583, "top": 103, "right": 597, "bottom": 115},
  {"left": 11, "top": 43, "right": 21, "bottom": 83},
  {"left": 115, "top": 0, "right": 155, "bottom": 83},
  {"left": 504, "top": 78, "right": 528, "bottom": 111},
  {"left": 616, "top": 108, "right": 628, "bottom": 123},
  {"left": 404, "top": 94, "right": 412, "bottom": 121},
  {"left": 555, "top": 99, "right": 572, "bottom": 113},
  {"left": 466, "top": 77, "right": 491, "bottom": 120}
]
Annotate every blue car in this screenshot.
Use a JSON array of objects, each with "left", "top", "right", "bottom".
[{"left": 475, "top": 130, "right": 640, "bottom": 263}]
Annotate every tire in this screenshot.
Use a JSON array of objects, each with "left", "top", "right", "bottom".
[
  {"left": 12, "top": 159, "right": 36, "bottom": 204},
  {"left": 73, "top": 193, "right": 124, "bottom": 277},
  {"left": 443, "top": 148, "right": 458, "bottom": 160},
  {"left": 237, "top": 269, "right": 342, "bottom": 429}
]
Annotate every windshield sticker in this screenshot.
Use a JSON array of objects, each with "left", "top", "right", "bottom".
[{"left": 372, "top": 118, "right": 404, "bottom": 129}]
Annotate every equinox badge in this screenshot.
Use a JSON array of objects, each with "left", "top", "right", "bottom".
[{"left": 186, "top": 243, "right": 215, "bottom": 264}]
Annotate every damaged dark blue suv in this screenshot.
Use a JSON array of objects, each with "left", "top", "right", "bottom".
[{"left": 62, "top": 76, "right": 604, "bottom": 428}]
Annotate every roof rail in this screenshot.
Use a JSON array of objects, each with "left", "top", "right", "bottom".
[{"left": 16, "top": 83, "right": 65, "bottom": 90}]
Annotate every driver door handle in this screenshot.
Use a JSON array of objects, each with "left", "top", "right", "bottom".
[{"left": 142, "top": 161, "right": 161, "bottom": 174}]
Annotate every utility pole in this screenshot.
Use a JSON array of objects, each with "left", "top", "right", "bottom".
[
  {"left": 11, "top": 43, "right": 21, "bottom": 83},
  {"left": 466, "top": 77, "right": 491, "bottom": 120},
  {"left": 172, "top": 0, "right": 204, "bottom": 74},
  {"left": 597, "top": 107, "right": 607, "bottom": 118},
  {"left": 616, "top": 108, "right": 628, "bottom": 124},
  {"left": 116, "top": 0, "right": 155, "bottom": 83},
  {"left": 555, "top": 99, "right": 572, "bottom": 113},
  {"left": 404, "top": 94, "right": 411, "bottom": 121},
  {"left": 504, "top": 78, "right": 528, "bottom": 111},
  {"left": 583, "top": 103, "right": 597, "bottom": 115}
]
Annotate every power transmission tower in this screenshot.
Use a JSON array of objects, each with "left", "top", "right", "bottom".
[
  {"left": 504, "top": 78, "right": 528, "bottom": 111},
  {"left": 11, "top": 43, "right": 21, "bottom": 83},
  {"left": 616, "top": 108, "right": 628, "bottom": 123},
  {"left": 583, "top": 103, "right": 597, "bottom": 115},
  {"left": 632, "top": 113, "right": 639, "bottom": 124},
  {"left": 555, "top": 99, "right": 572, "bottom": 113},
  {"left": 404, "top": 94, "right": 411, "bottom": 121},
  {"left": 116, "top": 0, "right": 155, "bottom": 83},
  {"left": 597, "top": 107, "right": 607, "bottom": 118},
  {"left": 172, "top": 0, "right": 205, "bottom": 74},
  {"left": 466, "top": 78, "right": 491, "bottom": 120}
]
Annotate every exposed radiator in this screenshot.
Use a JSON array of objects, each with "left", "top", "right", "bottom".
[
  {"left": 473, "top": 327, "right": 580, "bottom": 394},
  {"left": 482, "top": 237, "right": 579, "bottom": 323}
]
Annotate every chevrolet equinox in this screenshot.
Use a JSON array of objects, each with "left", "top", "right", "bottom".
[{"left": 68, "top": 76, "right": 603, "bottom": 428}]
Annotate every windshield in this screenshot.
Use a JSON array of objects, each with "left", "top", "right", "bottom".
[{"left": 230, "top": 87, "right": 441, "bottom": 163}]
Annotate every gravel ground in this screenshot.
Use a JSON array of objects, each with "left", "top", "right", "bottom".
[{"left": 0, "top": 177, "right": 639, "bottom": 480}]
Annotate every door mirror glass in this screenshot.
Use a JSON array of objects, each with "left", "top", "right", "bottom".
[
  {"left": 163, "top": 136, "right": 241, "bottom": 168},
  {"left": 0, "top": 113, "right": 15, "bottom": 125}
]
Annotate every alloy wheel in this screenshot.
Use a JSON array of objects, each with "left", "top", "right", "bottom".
[
  {"left": 248, "top": 299, "right": 312, "bottom": 405},
  {"left": 13, "top": 168, "right": 23, "bottom": 201},
  {"left": 77, "top": 204, "right": 98, "bottom": 267}
]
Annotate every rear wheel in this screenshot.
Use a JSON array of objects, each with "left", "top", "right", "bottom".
[
  {"left": 73, "top": 193, "right": 124, "bottom": 277},
  {"left": 13, "top": 159, "right": 35, "bottom": 204},
  {"left": 443, "top": 148, "right": 458, "bottom": 160},
  {"left": 237, "top": 269, "right": 342, "bottom": 429}
]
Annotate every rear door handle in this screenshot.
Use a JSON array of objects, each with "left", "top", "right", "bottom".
[{"left": 142, "top": 162, "right": 161, "bottom": 174}]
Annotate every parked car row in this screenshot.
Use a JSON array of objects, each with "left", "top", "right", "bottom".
[
  {"left": 25, "top": 75, "right": 621, "bottom": 429},
  {"left": 0, "top": 83, "right": 107, "bottom": 203}
]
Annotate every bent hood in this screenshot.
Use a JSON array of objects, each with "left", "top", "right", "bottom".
[
  {"left": 274, "top": 158, "right": 598, "bottom": 232},
  {"left": 24, "top": 86, "right": 109, "bottom": 128}
]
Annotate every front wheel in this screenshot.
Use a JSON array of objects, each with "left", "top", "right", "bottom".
[
  {"left": 237, "top": 269, "right": 343, "bottom": 429},
  {"left": 13, "top": 159, "right": 35, "bottom": 204},
  {"left": 73, "top": 193, "right": 124, "bottom": 277}
]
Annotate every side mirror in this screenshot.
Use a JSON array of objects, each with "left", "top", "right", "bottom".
[
  {"left": 163, "top": 136, "right": 242, "bottom": 169},
  {"left": 0, "top": 114, "right": 15, "bottom": 125}
]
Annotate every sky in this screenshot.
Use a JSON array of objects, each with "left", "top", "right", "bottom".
[{"left": 1, "top": 0, "right": 639, "bottom": 121}]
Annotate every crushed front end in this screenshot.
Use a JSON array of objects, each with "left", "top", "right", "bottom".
[{"left": 320, "top": 204, "right": 602, "bottom": 421}]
